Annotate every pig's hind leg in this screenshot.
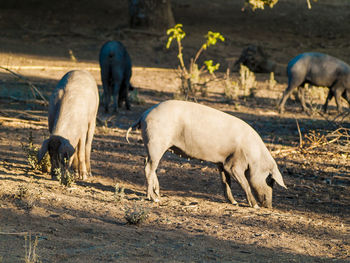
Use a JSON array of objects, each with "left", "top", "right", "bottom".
[
  {"left": 77, "top": 133, "right": 88, "bottom": 180},
  {"left": 144, "top": 141, "right": 169, "bottom": 203},
  {"left": 85, "top": 120, "right": 96, "bottom": 177},
  {"left": 218, "top": 164, "right": 238, "bottom": 205},
  {"left": 224, "top": 159, "right": 259, "bottom": 208}
]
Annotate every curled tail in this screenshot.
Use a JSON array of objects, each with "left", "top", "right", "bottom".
[
  {"left": 126, "top": 103, "right": 159, "bottom": 143},
  {"left": 126, "top": 118, "right": 141, "bottom": 144}
]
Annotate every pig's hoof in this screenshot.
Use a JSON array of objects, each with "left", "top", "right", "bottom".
[
  {"left": 253, "top": 204, "right": 260, "bottom": 209},
  {"left": 228, "top": 199, "right": 238, "bottom": 205},
  {"left": 80, "top": 172, "right": 88, "bottom": 180},
  {"left": 146, "top": 197, "right": 160, "bottom": 203}
]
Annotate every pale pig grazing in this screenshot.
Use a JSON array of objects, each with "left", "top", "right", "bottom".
[
  {"left": 127, "top": 100, "right": 287, "bottom": 208},
  {"left": 38, "top": 70, "right": 99, "bottom": 180}
]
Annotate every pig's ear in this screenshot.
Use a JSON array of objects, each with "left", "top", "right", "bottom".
[
  {"left": 38, "top": 138, "right": 50, "bottom": 163},
  {"left": 59, "top": 141, "right": 75, "bottom": 161},
  {"left": 272, "top": 165, "right": 287, "bottom": 189}
]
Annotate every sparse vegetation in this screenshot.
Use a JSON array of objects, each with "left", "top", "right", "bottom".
[
  {"left": 240, "top": 64, "right": 257, "bottom": 97},
  {"left": 304, "top": 85, "right": 328, "bottom": 113},
  {"left": 268, "top": 71, "right": 277, "bottom": 90},
  {"left": 114, "top": 183, "right": 125, "bottom": 202},
  {"left": 166, "top": 24, "right": 224, "bottom": 100},
  {"left": 246, "top": 0, "right": 279, "bottom": 10},
  {"left": 246, "top": 0, "right": 317, "bottom": 10},
  {"left": 224, "top": 68, "right": 239, "bottom": 101},
  {"left": 24, "top": 233, "right": 41, "bottom": 263},
  {"left": 129, "top": 89, "right": 145, "bottom": 105},
  {"left": 124, "top": 203, "right": 149, "bottom": 225},
  {"left": 16, "top": 184, "right": 30, "bottom": 200},
  {"left": 224, "top": 64, "right": 257, "bottom": 101},
  {"left": 55, "top": 165, "right": 75, "bottom": 188},
  {"left": 21, "top": 131, "right": 50, "bottom": 173},
  {"left": 14, "top": 184, "right": 36, "bottom": 212}
]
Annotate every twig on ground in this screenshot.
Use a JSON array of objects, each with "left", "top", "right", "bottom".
[
  {"left": 295, "top": 118, "right": 303, "bottom": 148},
  {"left": 0, "top": 116, "right": 45, "bottom": 125},
  {"left": 0, "top": 231, "right": 29, "bottom": 235},
  {"left": 0, "top": 66, "right": 48, "bottom": 105},
  {"left": 272, "top": 127, "right": 349, "bottom": 157},
  {"left": 0, "top": 95, "right": 47, "bottom": 106},
  {"left": 318, "top": 110, "right": 350, "bottom": 129}
]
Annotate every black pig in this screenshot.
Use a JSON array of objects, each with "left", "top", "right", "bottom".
[
  {"left": 99, "top": 41, "right": 133, "bottom": 113},
  {"left": 279, "top": 52, "right": 350, "bottom": 113}
]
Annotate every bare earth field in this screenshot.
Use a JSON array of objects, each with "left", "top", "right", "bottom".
[{"left": 0, "top": 0, "right": 349, "bottom": 262}]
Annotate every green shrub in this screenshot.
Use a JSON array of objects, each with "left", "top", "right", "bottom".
[
  {"left": 54, "top": 166, "right": 75, "bottom": 188},
  {"left": 114, "top": 183, "right": 125, "bottom": 202},
  {"left": 21, "top": 131, "right": 50, "bottom": 173},
  {"left": 166, "top": 24, "right": 224, "bottom": 99},
  {"left": 125, "top": 203, "right": 149, "bottom": 225}
]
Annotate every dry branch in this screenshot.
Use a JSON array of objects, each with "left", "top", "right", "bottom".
[
  {"left": 318, "top": 110, "right": 350, "bottom": 129},
  {"left": 0, "top": 66, "right": 48, "bottom": 105},
  {"left": 0, "top": 231, "right": 29, "bottom": 236},
  {"left": 295, "top": 118, "right": 303, "bottom": 148},
  {"left": 0, "top": 116, "right": 45, "bottom": 125},
  {"left": 0, "top": 95, "right": 47, "bottom": 106},
  {"left": 272, "top": 127, "right": 349, "bottom": 157}
]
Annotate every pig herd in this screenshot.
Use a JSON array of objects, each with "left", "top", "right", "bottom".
[{"left": 37, "top": 40, "right": 350, "bottom": 209}]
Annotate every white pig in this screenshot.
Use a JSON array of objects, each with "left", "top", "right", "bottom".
[
  {"left": 127, "top": 100, "right": 287, "bottom": 208},
  {"left": 38, "top": 70, "right": 99, "bottom": 180}
]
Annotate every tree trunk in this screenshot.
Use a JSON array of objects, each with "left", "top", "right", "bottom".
[{"left": 128, "top": 0, "right": 175, "bottom": 31}]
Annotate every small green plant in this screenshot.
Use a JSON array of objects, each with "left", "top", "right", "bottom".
[
  {"left": 224, "top": 68, "right": 239, "bottom": 100},
  {"left": 124, "top": 203, "right": 149, "bottom": 225},
  {"left": 114, "top": 183, "right": 125, "bottom": 202},
  {"left": 24, "top": 233, "right": 41, "bottom": 263},
  {"left": 304, "top": 85, "right": 328, "bottom": 112},
  {"left": 98, "top": 120, "right": 110, "bottom": 135},
  {"left": 166, "top": 24, "right": 225, "bottom": 99},
  {"left": 268, "top": 72, "right": 277, "bottom": 90},
  {"left": 21, "top": 131, "right": 50, "bottom": 173},
  {"left": 245, "top": 0, "right": 318, "bottom": 11},
  {"left": 14, "top": 184, "right": 35, "bottom": 212},
  {"left": 129, "top": 89, "right": 145, "bottom": 105},
  {"left": 55, "top": 165, "right": 74, "bottom": 187},
  {"left": 16, "top": 184, "right": 30, "bottom": 200},
  {"left": 223, "top": 64, "right": 257, "bottom": 101},
  {"left": 239, "top": 64, "right": 257, "bottom": 97},
  {"left": 246, "top": 0, "right": 278, "bottom": 10}
]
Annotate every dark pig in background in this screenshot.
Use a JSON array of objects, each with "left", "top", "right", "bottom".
[
  {"left": 279, "top": 52, "right": 350, "bottom": 114},
  {"left": 127, "top": 100, "right": 287, "bottom": 208},
  {"left": 38, "top": 70, "right": 99, "bottom": 180},
  {"left": 99, "top": 41, "right": 133, "bottom": 113}
]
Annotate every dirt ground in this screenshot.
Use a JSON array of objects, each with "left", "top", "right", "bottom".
[{"left": 0, "top": 0, "right": 349, "bottom": 262}]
